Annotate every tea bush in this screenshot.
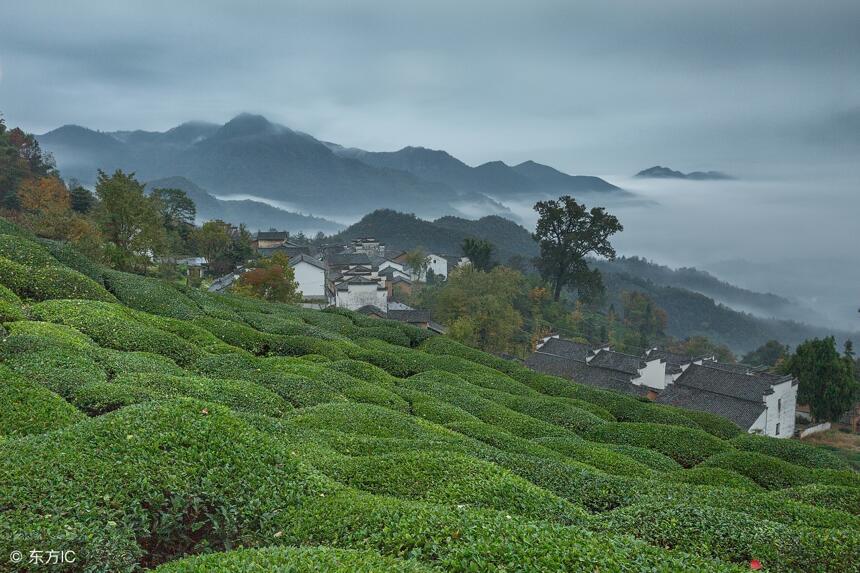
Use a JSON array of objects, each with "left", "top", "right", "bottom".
[
  {"left": 730, "top": 433, "right": 850, "bottom": 470},
  {"left": 0, "top": 365, "right": 85, "bottom": 438},
  {"left": 701, "top": 450, "right": 860, "bottom": 490},
  {"left": 773, "top": 484, "right": 860, "bottom": 516},
  {"left": 585, "top": 422, "right": 731, "bottom": 467},
  {"left": 0, "top": 233, "right": 58, "bottom": 266},
  {"left": 103, "top": 269, "right": 203, "bottom": 319},
  {"left": 152, "top": 546, "right": 433, "bottom": 573},
  {"left": 666, "top": 467, "right": 763, "bottom": 491},
  {"left": 532, "top": 436, "right": 657, "bottom": 478}
]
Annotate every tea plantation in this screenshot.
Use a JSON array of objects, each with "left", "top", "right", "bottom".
[{"left": 0, "top": 220, "right": 858, "bottom": 572}]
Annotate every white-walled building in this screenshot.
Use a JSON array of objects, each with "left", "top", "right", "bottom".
[
  {"left": 655, "top": 362, "right": 798, "bottom": 438},
  {"left": 289, "top": 254, "right": 327, "bottom": 300},
  {"left": 335, "top": 276, "right": 389, "bottom": 312}
]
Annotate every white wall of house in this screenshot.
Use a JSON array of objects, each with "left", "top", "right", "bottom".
[
  {"left": 748, "top": 380, "right": 797, "bottom": 438},
  {"left": 336, "top": 283, "right": 389, "bottom": 312},
  {"left": 426, "top": 254, "right": 448, "bottom": 280},
  {"left": 292, "top": 261, "right": 326, "bottom": 298},
  {"left": 635, "top": 359, "right": 668, "bottom": 390}
]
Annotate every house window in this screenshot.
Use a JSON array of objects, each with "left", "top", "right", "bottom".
[
  {"left": 777, "top": 398, "right": 781, "bottom": 413},
  {"left": 775, "top": 423, "right": 780, "bottom": 436}
]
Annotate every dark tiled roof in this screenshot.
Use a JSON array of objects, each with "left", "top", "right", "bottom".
[
  {"left": 256, "top": 231, "right": 288, "bottom": 241},
  {"left": 588, "top": 349, "right": 645, "bottom": 375},
  {"left": 257, "top": 245, "right": 308, "bottom": 258},
  {"left": 289, "top": 253, "right": 326, "bottom": 270},
  {"left": 672, "top": 363, "right": 774, "bottom": 402},
  {"left": 539, "top": 338, "right": 594, "bottom": 361},
  {"left": 524, "top": 352, "right": 647, "bottom": 397},
  {"left": 328, "top": 252, "right": 372, "bottom": 267},
  {"left": 648, "top": 349, "right": 700, "bottom": 374},
  {"left": 388, "top": 309, "right": 432, "bottom": 323},
  {"left": 356, "top": 305, "right": 387, "bottom": 317},
  {"left": 655, "top": 385, "right": 765, "bottom": 429}
]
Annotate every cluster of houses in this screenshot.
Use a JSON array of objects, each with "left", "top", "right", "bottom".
[
  {"left": 211, "top": 231, "right": 464, "bottom": 332},
  {"left": 525, "top": 336, "right": 799, "bottom": 438}
]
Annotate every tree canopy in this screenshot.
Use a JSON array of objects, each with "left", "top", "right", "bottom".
[
  {"left": 781, "top": 337, "right": 858, "bottom": 422},
  {"left": 532, "top": 196, "right": 622, "bottom": 301},
  {"left": 461, "top": 237, "right": 494, "bottom": 272},
  {"left": 232, "top": 252, "right": 302, "bottom": 303}
]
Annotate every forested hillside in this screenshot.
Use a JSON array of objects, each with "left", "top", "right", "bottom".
[{"left": 1, "top": 215, "right": 859, "bottom": 572}]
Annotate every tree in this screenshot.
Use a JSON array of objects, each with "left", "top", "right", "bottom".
[
  {"left": 781, "top": 337, "right": 859, "bottom": 422},
  {"left": 151, "top": 187, "right": 196, "bottom": 230},
  {"left": 462, "top": 238, "right": 494, "bottom": 272},
  {"left": 532, "top": 196, "right": 623, "bottom": 301},
  {"left": 93, "top": 170, "right": 166, "bottom": 270},
  {"left": 668, "top": 336, "right": 736, "bottom": 363},
  {"left": 404, "top": 247, "right": 430, "bottom": 281},
  {"left": 232, "top": 253, "right": 302, "bottom": 303},
  {"left": 17, "top": 176, "right": 70, "bottom": 213},
  {"left": 432, "top": 265, "right": 525, "bottom": 354},
  {"left": 620, "top": 291, "right": 667, "bottom": 349},
  {"left": 741, "top": 340, "right": 790, "bottom": 368},
  {"left": 193, "top": 220, "right": 252, "bottom": 276},
  {"left": 69, "top": 185, "right": 96, "bottom": 214}
]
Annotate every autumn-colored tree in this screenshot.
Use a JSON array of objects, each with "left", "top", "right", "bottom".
[
  {"left": 620, "top": 291, "right": 668, "bottom": 348},
  {"left": 18, "top": 176, "right": 70, "bottom": 212},
  {"left": 668, "top": 336, "right": 736, "bottom": 363},
  {"left": 232, "top": 254, "right": 302, "bottom": 303}
]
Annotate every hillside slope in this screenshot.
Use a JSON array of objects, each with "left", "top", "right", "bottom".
[{"left": 1, "top": 216, "right": 858, "bottom": 572}]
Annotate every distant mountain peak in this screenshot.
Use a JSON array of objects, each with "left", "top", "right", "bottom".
[
  {"left": 636, "top": 165, "right": 733, "bottom": 180},
  {"left": 213, "top": 113, "right": 283, "bottom": 139}
]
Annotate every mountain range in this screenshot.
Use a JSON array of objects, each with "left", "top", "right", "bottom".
[
  {"left": 38, "top": 114, "right": 624, "bottom": 223},
  {"left": 145, "top": 176, "right": 343, "bottom": 234},
  {"left": 635, "top": 166, "right": 733, "bottom": 180}
]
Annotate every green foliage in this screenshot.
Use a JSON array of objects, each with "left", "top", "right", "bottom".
[
  {"left": 594, "top": 501, "right": 860, "bottom": 572},
  {"left": 730, "top": 433, "right": 850, "bottom": 470},
  {"left": 532, "top": 436, "right": 657, "bottom": 478},
  {"left": 31, "top": 299, "right": 205, "bottom": 365},
  {"left": 603, "top": 444, "right": 684, "bottom": 471},
  {"left": 700, "top": 450, "right": 860, "bottom": 490},
  {"left": 0, "top": 252, "right": 115, "bottom": 302},
  {"left": 152, "top": 546, "right": 433, "bottom": 573},
  {"left": 783, "top": 336, "right": 859, "bottom": 422},
  {"left": 774, "top": 484, "right": 860, "bottom": 516},
  {"left": 742, "top": 339, "right": 790, "bottom": 368},
  {"left": 0, "top": 399, "right": 334, "bottom": 572},
  {"left": 670, "top": 407, "right": 743, "bottom": 439},
  {"left": 103, "top": 269, "right": 203, "bottom": 319},
  {"left": 666, "top": 467, "right": 764, "bottom": 491},
  {"left": 0, "top": 233, "right": 58, "bottom": 266},
  {"left": 37, "top": 237, "right": 105, "bottom": 281},
  {"left": 323, "top": 451, "right": 588, "bottom": 524},
  {"left": 585, "top": 422, "right": 730, "bottom": 467},
  {"left": 0, "top": 365, "right": 85, "bottom": 438},
  {"left": 461, "top": 237, "right": 494, "bottom": 271}
]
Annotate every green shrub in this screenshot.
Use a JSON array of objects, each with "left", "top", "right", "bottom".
[
  {"left": 97, "top": 349, "right": 186, "bottom": 378},
  {"left": 131, "top": 311, "right": 243, "bottom": 355},
  {"left": 29, "top": 266, "right": 117, "bottom": 302},
  {"left": 667, "top": 467, "right": 763, "bottom": 491},
  {"left": 2, "top": 347, "right": 107, "bottom": 398},
  {"left": 774, "top": 484, "right": 860, "bottom": 516},
  {"left": 731, "top": 433, "right": 850, "bottom": 470},
  {"left": 0, "top": 299, "right": 25, "bottom": 322},
  {"left": 585, "top": 422, "right": 731, "bottom": 467},
  {"left": 106, "top": 372, "right": 294, "bottom": 417},
  {"left": 490, "top": 393, "right": 608, "bottom": 435},
  {"left": 72, "top": 381, "right": 162, "bottom": 415},
  {"left": 37, "top": 238, "right": 105, "bottom": 281},
  {"left": 31, "top": 300, "right": 205, "bottom": 365},
  {"left": 0, "top": 283, "right": 21, "bottom": 303},
  {"left": 247, "top": 371, "right": 349, "bottom": 408},
  {"left": 270, "top": 335, "right": 352, "bottom": 360},
  {"left": 0, "top": 217, "right": 35, "bottom": 238},
  {"left": 272, "top": 490, "right": 737, "bottom": 572},
  {"left": 326, "top": 359, "right": 400, "bottom": 387},
  {"left": 192, "top": 316, "right": 275, "bottom": 355},
  {"left": 700, "top": 450, "right": 819, "bottom": 490},
  {"left": 669, "top": 407, "right": 743, "bottom": 439},
  {"left": 152, "top": 546, "right": 433, "bottom": 573},
  {"left": 2, "top": 319, "right": 99, "bottom": 352},
  {"left": 401, "top": 371, "right": 573, "bottom": 439},
  {"left": 103, "top": 270, "right": 202, "bottom": 319},
  {"left": 0, "top": 365, "right": 85, "bottom": 438},
  {"left": 348, "top": 326, "right": 412, "bottom": 347},
  {"left": 532, "top": 436, "right": 657, "bottom": 478},
  {"left": 0, "top": 399, "right": 335, "bottom": 572},
  {"left": 324, "top": 450, "right": 588, "bottom": 525},
  {"left": 594, "top": 500, "right": 860, "bottom": 572},
  {"left": 0, "top": 256, "right": 32, "bottom": 295},
  {"left": 603, "top": 444, "right": 684, "bottom": 472},
  {"left": 0, "top": 233, "right": 58, "bottom": 266}
]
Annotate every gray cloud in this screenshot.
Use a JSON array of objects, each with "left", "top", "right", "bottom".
[{"left": 1, "top": 0, "right": 859, "bottom": 176}]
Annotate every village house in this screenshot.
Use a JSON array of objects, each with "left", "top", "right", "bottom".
[
  {"left": 525, "top": 337, "right": 798, "bottom": 438},
  {"left": 288, "top": 254, "right": 327, "bottom": 300},
  {"left": 253, "top": 230, "right": 309, "bottom": 258}
]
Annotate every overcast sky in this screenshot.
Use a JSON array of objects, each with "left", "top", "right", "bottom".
[{"left": 2, "top": 0, "right": 858, "bottom": 176}]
